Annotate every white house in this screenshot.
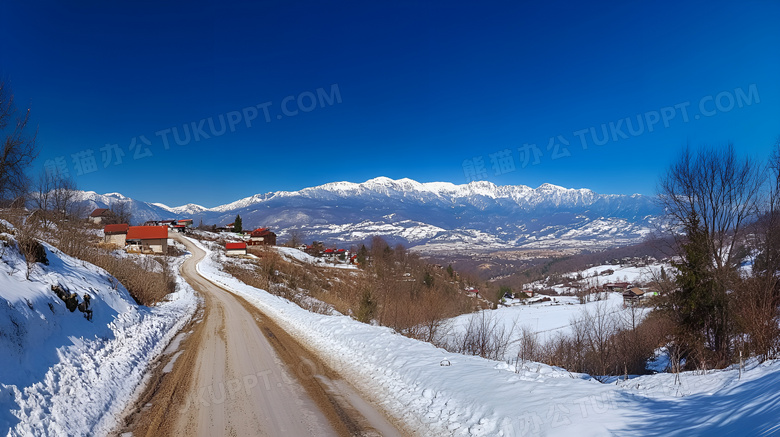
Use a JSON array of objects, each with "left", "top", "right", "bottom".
[{"left": 225, "top": 242, "right": 247, "bottom": 256}]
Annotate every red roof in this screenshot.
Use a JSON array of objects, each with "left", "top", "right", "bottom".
[
  {"left": 225, "top": 242, "right": 247, "bottom": 250},
  {"left": 178, "top": 219, "right": 193, "bottom": 223},
  {"left": 126, "top": 226, "right": 168, "bottom": 240},
  {"left": 104, "top": 223, "right": 129, "bottom": 234},
  {"left": 90, "top": 208, "right": 110, "bottom": 217},
  {"left": 251, "top": 228, "right": 273, "bottom": 237},
  {"left": 324, "top": 249, "right": 334, "bottom": 253},
  {"left": 173, "top": 225, "right": 186, "bottom": 228}
]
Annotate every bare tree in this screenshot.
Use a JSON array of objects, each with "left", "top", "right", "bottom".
[
  {"left": 15, "top": 216, "right": 47, "bottom": 280},
  {"left": 32, "top": 169, "right": 56, "bottom": 227},
  {"left": 658, "top": 144, "right": 763, "bottom": 275},
  {"left": 285, "top": 229, "right": 303, "bottom": 247},
  {"left": 738, "top": 137, "right": 780, "bottom": 360},
  {"left": 0, "top": 81, "right": 38, "bottom": 203},
  {"left": 657, "top": 144, "right": 764, "bottom": 367},
  {"left": 108, "top": 200, "right": 132, "bottom": 224},
  {"left": 51, "top": 173, "right": 77, "bottom": 221}
]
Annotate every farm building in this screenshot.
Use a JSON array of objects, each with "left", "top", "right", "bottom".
[{"left": 126, "top": 226, "right": 169, "bottom": 254}]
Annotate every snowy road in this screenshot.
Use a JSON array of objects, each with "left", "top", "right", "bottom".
[{"left": 119, "top": 235, "right": 400, "bottom": 436}]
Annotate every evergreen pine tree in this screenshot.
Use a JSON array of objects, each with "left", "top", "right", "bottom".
[{"left": 234, "top": 214, "right": 243, "bottom": 233}]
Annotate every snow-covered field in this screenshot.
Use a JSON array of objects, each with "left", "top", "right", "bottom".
[
  {"left": 189, "top": 236, "right": 780, "bottom": 436},
  {"left": 273, "top": 246, "right": 357, "bottom": 270},
  {"left": 441, "top": 294, "right": 636, "bottom": 358},
  {"left": 524, "top": 262, "right": 670, "bottom": 295},
  {"left": 0, "top": 222, "right": 196, "bottom": 436}
]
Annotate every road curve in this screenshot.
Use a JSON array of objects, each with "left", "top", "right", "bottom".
[{"left": 116, "top": 235, "right": 402, "bottom": 436}]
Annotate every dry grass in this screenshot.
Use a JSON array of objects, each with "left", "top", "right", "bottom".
[
  {"left": 220, "top": 241, "right": 478, "bottom": 339},
  {"left": 1, "top": 210, "right": 177, "bottom": 306}
]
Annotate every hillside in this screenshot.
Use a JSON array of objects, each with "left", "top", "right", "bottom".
[{"left": 0, "top": 219, "right": 196, "bottom": 435}]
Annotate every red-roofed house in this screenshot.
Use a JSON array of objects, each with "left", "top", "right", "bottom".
[
  {"left": 103, "top": 223, "right": 129, "bottom": 247},
  {"left": 178, "top": 219, "right": 194, "bottom": 228},
  {"left": 126, "top": 226, "right": 169, "bottom": 254},
  {"left": 225, "top": 242, "right": 247, "bottom": 256},
  {"left": 89, "top": 208, "right": 115, "bottom": 225},
  {"left": 248, "top": 227, "right": 277, "bottom": 246}
]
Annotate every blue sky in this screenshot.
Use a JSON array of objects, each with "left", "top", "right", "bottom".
[{"left": 1, "top": 0, "right": 778, "bottom": 207}]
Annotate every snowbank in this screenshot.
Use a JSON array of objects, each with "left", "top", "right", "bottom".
[{"left": 0, "top": 226, "right": 196, "bottom": 436}]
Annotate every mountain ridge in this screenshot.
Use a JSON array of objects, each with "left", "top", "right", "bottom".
[{"left": 72, "top": 177, "right": 661, "bottom": 252}]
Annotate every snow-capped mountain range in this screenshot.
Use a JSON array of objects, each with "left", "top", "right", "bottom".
[{"left": 73, "top": 177, "right": 661, "bottom": 252}]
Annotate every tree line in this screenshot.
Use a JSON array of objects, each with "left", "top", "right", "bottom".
[{"left": 656, "top": 142, "right": 780, "bottom": 369}]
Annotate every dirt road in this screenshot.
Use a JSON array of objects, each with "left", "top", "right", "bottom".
[{"left": 116, "top": 236, "right": 402, "bottom": 436}]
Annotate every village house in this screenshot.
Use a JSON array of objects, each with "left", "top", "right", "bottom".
[
  {"left": 603, "top": 282, "right": 631, "bottom": 292},
  {"left": 125, "top": 226, "right": 169, "bottom": 254},
  {"left": 304, "top": 241, "right": 325, "bottom": 257},
  {"left": 519, "top": 290, "right": 535, "bottom": 298},
  {"left": 177, "top": 219, "right": 193, "bottom": 228},
  {"left": 217, "top": 223, "right": 235, "bottom": 233},
  {"left": 622, "top": 287, "right": 645, "bottom": 304},
  {"left": 103, "top": 223, "right": 129, "bottom": 247},
  {"left": 248, "top": 227, "right": 277, "bottom": 246},
  {"left": 225, "top": 242, "right": 247, "bottom": 256},
  {"left": 88, "top": 208, "right": 115, "bottom": 225},
  {"left": 143, "top": 220, "right": 161, "bottom": 226},
  {"left": 159, "top": 220, "right": 176, "bottom": 228}
]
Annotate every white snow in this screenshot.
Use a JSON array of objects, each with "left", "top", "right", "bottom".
[
  {"left": 188, "top": 236, "right": 780, "bottom": 436},
  {"left": 272, "top": 246, "right": 357, "bottom": 270},
  {"left": 0, "top": 223, "right": 197, "bottom": 436},
  {"left": 441, "top": 294, "right": 633, "bottom": 356}
]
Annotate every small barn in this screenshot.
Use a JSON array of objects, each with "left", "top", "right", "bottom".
[
  {"left": 103, "top": 223, "right": 129, "bottom": 247},
  {"left": 225, "top": 242, "right": 247, "bottom": 256},
  {"left": 89, "top": 208, "right": 115, "bottom": 225},
  {"left": 126, "top": 226, "right": 169, "bottom": 254},
  {"left": 622, "top": 287, "right": 645, "bottom": 304}
]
